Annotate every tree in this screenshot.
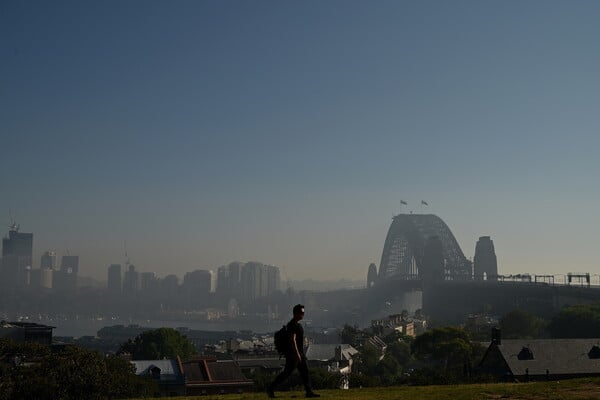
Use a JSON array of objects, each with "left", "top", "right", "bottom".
[
  {"left": 0, "top": 342, "right": 154, "bottom": 400},
  {"left": 120, "top": 327, "right": 196, "bottom": 360},
  {"left": 375, "top": 353, "right": 401, "bottom": 385},
  {"left": 354, "top": 345, "right": 380, "bottom": 375},
  {"left": 385, "top": 340, "right": 412, "bottom": 367},
  {"left": 412, "top": 327, "right": 473, "bottom": 370},
  {"left": 500, "top": 310, "right": 545, "bottom": 339},
  {"left": 339, "top": 324, "right": 360, "bottom": 347},
  {"left": 548, "top": 303, "right": 600, "bottom": 338}
]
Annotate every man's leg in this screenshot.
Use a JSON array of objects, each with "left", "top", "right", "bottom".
[
  {"left": 268, "top": 357, "right": 296, "bottom": 397},
  {"left": 297, "top": 358, "right": 319, "bottom": 397}
]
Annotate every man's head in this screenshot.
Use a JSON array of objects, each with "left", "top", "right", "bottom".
[{"left": 293, "top": 304, "right": 305, "bottom": 320}]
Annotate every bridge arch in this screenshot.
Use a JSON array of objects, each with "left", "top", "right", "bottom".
[{"left": 378, "top": 214, "right": 471, "bottom": 281}]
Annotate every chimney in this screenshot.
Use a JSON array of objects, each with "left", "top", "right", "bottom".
[{"left": 491, "top": 327, "right": 501, "bottom": 345}]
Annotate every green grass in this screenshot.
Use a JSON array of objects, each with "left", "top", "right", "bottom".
[{"left": 129, "top": 378, "right": 600, "bottom": 400}]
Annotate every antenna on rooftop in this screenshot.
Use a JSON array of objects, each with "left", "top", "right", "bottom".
[
  {"left": 8, "top": 209, "right": 18, "bottom": 232},
  {"left": 124, "top": 240, "right": 131, "bottom": 267}
]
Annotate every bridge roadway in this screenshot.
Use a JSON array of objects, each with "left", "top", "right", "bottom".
[
  {"left": 422, "top": 279, "right": 600, "bottom": 323},
  {"left": 299, "top": 277, "right": 600, "bottom": 326}
]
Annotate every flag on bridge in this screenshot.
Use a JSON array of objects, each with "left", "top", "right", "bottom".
[
  {"left": 421, "top": 200, "right": 428, "bottom": 206},
  {"left": 400, "top": 200, "right": 407, "bottom": 205}
]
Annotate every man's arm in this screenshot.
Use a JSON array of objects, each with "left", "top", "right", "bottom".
[{"left": 290, "top": 333, "right": 301, "bottom": 361}]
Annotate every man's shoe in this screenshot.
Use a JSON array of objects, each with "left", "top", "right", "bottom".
[
  {"left": 266, "top": 386, "right": 276, "bottom": 398},
  {"left": 306, "top": 392, "right": 321, "bottom": 398}
]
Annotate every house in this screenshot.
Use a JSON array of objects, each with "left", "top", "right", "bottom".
[
  {"left": 479, "top": 331, "right": 600, "bottom": 381},
  {"left": 305, "top": 344, "right": 359, "bottom": 374},
  {"left": 131, "top": 358, "right": 186, "bottom": 397},
  {"left": 234, "top": 356, "right": 286, "bottom": 375},
  {"left": 371, "top": 314, "right": 427, "bottom": 337},
  {"left": 363, "top": 335, "right": 387, "bottom": 360},
  {"left": 182, "top": 356, "right": 254, "bottom": 395}
]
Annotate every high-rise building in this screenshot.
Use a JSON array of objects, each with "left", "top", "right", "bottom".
[
  {"left": 241, "top": 262, "right": 262, "bottom": 302},
  {"left": 265, "top": 265, "right": 281, "bottom": 294},
  {"left": 239, "top": 262, "right": 281, "bottom": 302},
  {"left": 60, "top": 256, "right": 79, "bottom": 274},
  {"left": 182, "top": 269, "right": 212, "bottom": 308},
  {"left": 216, "top": 262, "right": 243, "bottom": 300},
  {"left": 39, "top": 268, "right": 54, "bottom": 290},
  {"left": 2, "top": 224, "right": 33, "bottom": 259},
  {"left": 1, "top": 224, "right": 33, "bottom": 289},
  {"left": 140, "top": 272, "right": 157, "bottom": 292},
  {"left": 160, "top": 274, "right": 180, "bottom": 305},
  {"left": 473, "top": 236, "right": 498, "bottom": 281},
  {"left": 123, "top": 264, "right": 139, "bottom": 295},
  {"left": 40, "top": 251, "right": 57, "bottom": 270},
  {"left": 53, "top": 255, "right": 79, "bottom": 294},
  {"left": 107, "top": 264, "right": 122, "bottom": 295}
]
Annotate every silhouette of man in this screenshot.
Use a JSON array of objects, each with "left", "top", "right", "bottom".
[{"left": 267, "top": 304, "right": 320, "bottom": 398}]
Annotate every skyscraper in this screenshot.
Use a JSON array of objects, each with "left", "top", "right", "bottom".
[
  {"left": 240, "top": 262, "right": 281, "bottom": 302},
  {"left": 40, "top": 251, "right": 57, "bottom": 270},
  {"left": 216, "top": 262, "right": 242, "bottom": 300},
  {"left": 60, "top": 255, "right": 79, "bottom": 274},
  {"left": 107, "top": 264, "right": 122, "bottom": 295},
  {"left": 140, "top": 272, "right": 157, "bottom": 292},
  {"left": 1, "top": 224, "right": 33, "bottom": 289},
  {"left": 182, "top": 269, "right": 212, "bottom": 308},
  {"left": 122, "top": 264, "right": 139, "bottom": 295},
  {"left": 53, "top": 255, "right": 79, "bottom": 294}
]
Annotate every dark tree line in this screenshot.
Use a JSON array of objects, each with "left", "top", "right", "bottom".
[{"left": 0, "top": 340, "right": 156, "bottom": 400}]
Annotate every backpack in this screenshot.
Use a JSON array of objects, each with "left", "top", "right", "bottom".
[{"left": 274, "top": 325, "right": 289, "bottom": 355}]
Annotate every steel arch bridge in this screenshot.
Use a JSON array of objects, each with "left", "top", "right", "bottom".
[{"left": 378, "top": 214, "right": 472, "bottom": 281}]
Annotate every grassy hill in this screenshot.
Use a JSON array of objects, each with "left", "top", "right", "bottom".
[{"left": 131, "top": 378, "right": 600, "bottom": 400}]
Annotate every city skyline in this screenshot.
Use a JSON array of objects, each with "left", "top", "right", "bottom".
[{"left": 2, "top": 1, "right": 600, "bottom": 282}]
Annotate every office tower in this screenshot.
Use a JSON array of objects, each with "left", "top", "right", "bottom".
[
  {"left": 60, "top": 255, "right": 79, "bottom": 274},
  {"left": 107, "top": 264, "right": 122, "bottom": 295},
  {"left": 216, "top": 262, "right": 243, "bottom": 300},
  {"left": 2, "top": 224, "right": 33, "bottom": 258},
  {"left": 474, "top": 236, "right": 498, "bottom": 281},
  {"left": 182, "top": 269, "right": 211, "bottom": 308},
  {"left": 140, "top": 272, "right": 157, "bottom": 292},
  {"left": 160, "top": 274, "right": 180, "bottom": 306},
  {"left": 39, "top": 268, "right": 53, "bottom": 290},
  {"left": 216, "top": 265, "right": 230, "bottom": 296},
  {"left": 265, "top": 265, "right": 281, "bottom": 294},
  {"left": 53, "top": 255, "right": 79, "bottom": 294},
  {"left": 40, "top": 251, "right": 57, "bottom": 270},
  {"left": 161, "top": 274, "right": 179, "bottom": 293},
  {"left": 238, "top": 262, "right": 282, "bottom": 302},
  {"left": 1, "top": 223, "right": 33, "bottom": 288},
  {"left": 183, "top": 270, "right": 211, "bottom": 293},
  {"left": 122, "top": 264, "right": 139, "bottom": 295},
  {"left": 241, "top": 262, "right": 262, "bottom": 302}
]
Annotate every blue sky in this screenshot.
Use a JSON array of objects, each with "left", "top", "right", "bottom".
[{"left": 1, "top": 1, "right": 600, "bottom": 282}]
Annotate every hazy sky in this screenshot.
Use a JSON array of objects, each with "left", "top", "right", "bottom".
[{"left": 2, "top": 1, "right": 600, "bottom": 282}]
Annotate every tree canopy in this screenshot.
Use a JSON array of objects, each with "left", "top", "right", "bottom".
[
  {"left": 119, "top": 327, "right": 197, "bottom": 360},
  {"left": 500, "top": 310, "right": 545, "bottom": 339},
  {"left": 412, "top": 326, "right": 473, "bottom": 369},
  {"left": 0, "top": 341, "right": 154, "bottom": 400},
  {"left": 548, "top": 303, "right": 600, "bottom": 338}
]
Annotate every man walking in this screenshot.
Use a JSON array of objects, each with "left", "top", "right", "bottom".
[{"left": 267, "top": 304, "right": 320, "bottom": 398}]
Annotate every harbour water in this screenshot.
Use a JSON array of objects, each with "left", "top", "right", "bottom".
[{"left": 24, "top": 316, "right": 282, "bottom": 338}]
